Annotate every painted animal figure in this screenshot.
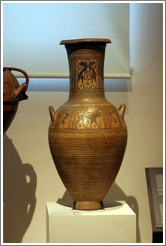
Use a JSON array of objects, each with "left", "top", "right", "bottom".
[{"left": 77, "top": 111, "right": 101, "bottom": 128}]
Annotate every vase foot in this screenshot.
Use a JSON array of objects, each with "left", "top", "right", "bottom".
[{"left": 73, "top": 201, "right": 103, "bottom": 210}]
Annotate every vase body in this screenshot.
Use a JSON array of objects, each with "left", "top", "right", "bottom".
[
  {"left": 3, "top": 67, "right": 29, "bottom": 134},
  {"left": 48, "top": 39, "right": 127, "bottom": 210}
]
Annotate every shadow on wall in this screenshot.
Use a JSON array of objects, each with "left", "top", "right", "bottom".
[
  {"left": 57, "top": 182, "right": 140, "bottom": 243},
  {"left": 3, "top": 135, "right": 37, "bottom": 243}
]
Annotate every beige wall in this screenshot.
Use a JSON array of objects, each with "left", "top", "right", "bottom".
[{"left": 3, "top": 3, "right": 163, "bottom": 243}]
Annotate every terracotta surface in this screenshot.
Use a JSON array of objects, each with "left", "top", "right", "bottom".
[
  {"left": 3, "top": 67, "right": 29, "bottom": 134},
  {"left": 48, "top": 38, "right": 127, "bottom": 210}
]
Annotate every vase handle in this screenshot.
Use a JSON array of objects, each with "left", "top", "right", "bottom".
[
  {"left": 49, "top": 106, "right": 57, "bottom": 123},
  {"left": 4, "top": 67, "right": 29, "bottom": 102},
  {"left": 118, "top": 103, "right": 126, "bottom": 119}
]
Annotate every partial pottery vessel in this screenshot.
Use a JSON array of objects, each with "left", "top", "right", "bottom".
[
  {"left": 3, "top": 67, "right": 29, "bottom": 134},
  {"left": 48, "top": 39, "right": 127, "bottom": 210}
]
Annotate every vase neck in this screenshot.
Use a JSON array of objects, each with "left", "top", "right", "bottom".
[{"left": 65, "top": 44, "right": 107, "bottom": 102}]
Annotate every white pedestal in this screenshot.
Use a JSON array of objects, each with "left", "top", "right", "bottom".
[{"left": 46, "top": 201, "right": 136, "bottom": 243}]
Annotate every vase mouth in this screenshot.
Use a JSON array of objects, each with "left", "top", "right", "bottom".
[{"left": 60, "top": 38, "right": 111, "bottom": 45}]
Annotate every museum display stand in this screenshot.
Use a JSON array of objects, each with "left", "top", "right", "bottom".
[{"left": 46, "top": 201, "right": 136, "bottom": 243}]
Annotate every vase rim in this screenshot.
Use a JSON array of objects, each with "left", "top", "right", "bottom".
[{"left": 60, "top": 38, "right": 111, "bottom": 45}]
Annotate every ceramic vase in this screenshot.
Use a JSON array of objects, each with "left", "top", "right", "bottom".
[
  {"left": 48, "top": 39, "right": 127, "bottom": 210},
  {"left": 3, "top": 67, "right": 29, "bottom": 134}
]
